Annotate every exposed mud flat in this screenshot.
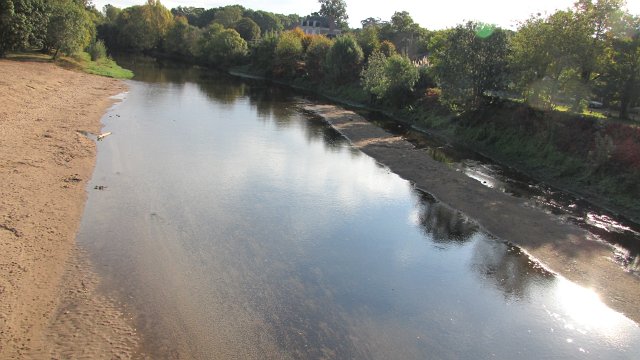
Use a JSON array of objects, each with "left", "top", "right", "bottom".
[
  {"left": 0, "top": 60, "right": 140, "bottom": 358},
  {"left": 303, "top": 103, "right": 640, "bottom": 324}
]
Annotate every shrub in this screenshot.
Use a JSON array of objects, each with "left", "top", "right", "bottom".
[
  {"left": 87, "top": 39, "right": 107, "bottom": 61},
  {"left": 325, "top": 35, "right": 364, "bottom": 85}
]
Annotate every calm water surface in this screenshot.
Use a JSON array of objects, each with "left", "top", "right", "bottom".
[{"left": 77, "top": 58, "right": 640, "bottom": 359}]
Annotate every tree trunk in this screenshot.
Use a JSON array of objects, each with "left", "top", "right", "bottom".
[{"left": 52, "top": 48, "right": 59, "bottom": 60}]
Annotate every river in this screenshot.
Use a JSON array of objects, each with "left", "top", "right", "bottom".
[{"left": 76, "top": 57, "right": 640, "bottom": 359}]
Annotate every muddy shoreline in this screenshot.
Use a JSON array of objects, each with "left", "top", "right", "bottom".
[
  {"left": 0, "top": 60, "right": 139, "bottom": 357},
  {"left": 304, "top": 103, "right": 640, "bottom": 324}
]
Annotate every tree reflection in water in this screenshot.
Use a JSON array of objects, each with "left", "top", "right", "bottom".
[{"left": 413, "top": 190, "right": 554, "bottom": 301}]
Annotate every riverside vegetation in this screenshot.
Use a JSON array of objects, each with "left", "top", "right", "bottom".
[{"left": 2, "top": 0, "right": 639, "bottom": 220}]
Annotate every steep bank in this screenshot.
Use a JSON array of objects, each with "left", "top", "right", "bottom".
[
  {"left": 304, "top": 103, "right": 640, "bottom": 324},
  {"left": 0, "top": 60, "right": 139, "bottom": 357}
]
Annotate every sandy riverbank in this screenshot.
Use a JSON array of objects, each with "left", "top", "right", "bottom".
[
  {"left": 0, "top": 60, "right": 139, "bottom": 358},
  {"left": 304, "top": 103, "right": 640, "bottom": 324}
]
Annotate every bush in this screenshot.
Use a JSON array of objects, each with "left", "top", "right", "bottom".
[
  {"left": 87, "top": 39, "right": 107, "bottom": 61},
  {"left": 274, "top": 30, "right": 303, "bottom": 78},
  {"left": 325, "top": 35, "right": 364, "bottom": 85},
  {"left": 305, "top": 35, "right": 332, "bottom": 81}
]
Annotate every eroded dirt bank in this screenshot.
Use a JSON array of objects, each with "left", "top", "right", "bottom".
[
  {"left": 304, "top": 103, "right": 640, "bottom": 324},
  {"left": 0, "top": 60, "right": 139, "bottom": 358}
]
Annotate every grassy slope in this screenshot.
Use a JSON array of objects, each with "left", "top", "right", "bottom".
[{"left": 7, "top": 51, "right": 133, "bottom": 79}]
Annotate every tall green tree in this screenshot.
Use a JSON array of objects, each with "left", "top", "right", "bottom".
[
  {"left": 213, "top": 5, "right": 243, "bottom": 27},
  {"left": 356, "top": 25, "right": 380, "bottom": 59},
  {"left": 432, "top": 22, "right": 509, "bottom": 109},
  {"left": 199, "top": 24, "right": 247, "bottom": 66},
  {"left": 0, "top": 0, "right": 50, "bottom": 56},
  {"left": 325, "top": 34, "right": 364, "bottom": 84},
  {"left": 234, "top": 17, "right": 261, "bottom": 42},
  {"left": 274, "top": 29, "right": 303, "bottom": 78},
  {"left": 318, "top": 0, "right": 348, "bottom": 32},
  {"left": 362, "top": 52, "right": 418, "bottom": 106},
  {"left": 115, "top": 0, "right": 173, "bottom": 51},
  {"left": 305, "top": 35, "right": 332, "bottom": 81},
  {"left": 244, "top": 10, "right": 283, "bottom": 34},
  {"left": 46, "top": 0, "right": 93, "bottom": 59},
  {"left": 599, "top": 14, "right": 640, "bottom": 119},
  {"left": 164, "top": 16, "right": 201, "bottom": 58}
]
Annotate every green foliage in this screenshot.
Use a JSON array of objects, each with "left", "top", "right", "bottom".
[
  {"left": 318, "top": 0, "right": 348, "bottom": 30},
  {"left": 274, "top": 30, "right": 303, "bottom": 78},
  {"left": 87, "top": 38, "right": 106, "bottom": 60},
  {"left": 432, "top": 21, "right": 509, "bottom": 109},
  {"left": 326, "top": 35, "right": 364, "bottom": 85},
  {"left": 46, "top": 0, "right": 93, "bottom": 58},
  {"left": 361, "top": 52, "right": 418, "bottom": 107},
  {"left": 72, "top": 51, "right": 133, "bottom": 79},
  {"left": 597, "top": 14, "right": 640, "bottom": 118},
  {"left": 213, "top": 5, "right": 243, "bottom": 27},
  {"left": 361, "top": 51, "right": 388, "bottom": 99},
  {"left": 115, "top": 0, "right": 173, "bottom": 52},
  {"left": 199, "top": 26, "right": 248, "bottom": 67},
  {"left": 0, "top": 0, "right": 50, "bottom": 56},
  {"left": 244, "top": 10, "right": 283, "bottom": 34},
  {"left": 357, "top": 25, "right": 380, "bottom": 59},
  {"left": 305, "top": 35, "right": 332, "bottom": 81},
  {"left": 103, "top": 4, "right": 120, "bottom": 22},
  {"left": 234, "top": 17, "right": 261, "bottom": 42},
  {"left": 379, "top": 40, "right": 396, "bottom": 57},
  {"left": 164, "top": 16, "right": 201, "bottom": 58},
  {"left": 250, "top": 31, "right": 278, "bottom": 75}
]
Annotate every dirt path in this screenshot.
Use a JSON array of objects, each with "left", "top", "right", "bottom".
[
  {"left": 304, "top": 103, "right": 640, "bottom": 324},
  {"left": 0, "top": 60, "right": 140, "bottom": 358}
]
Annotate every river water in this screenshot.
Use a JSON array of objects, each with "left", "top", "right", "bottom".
[{"left": 77, "top": 57, "right": 640, "bottom": 359}]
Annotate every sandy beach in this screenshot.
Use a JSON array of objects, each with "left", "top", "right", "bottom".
[
  {"left": 304, "top": 103, "right": 640, "bottom": 324},
  {"left": 0, "top": 60, "right": 139, "bottom": 358}
]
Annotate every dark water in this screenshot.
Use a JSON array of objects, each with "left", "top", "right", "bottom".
[{"left": 77, "top": 57, "right": 640, "bottom": 359}]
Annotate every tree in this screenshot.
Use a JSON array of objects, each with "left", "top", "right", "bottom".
[
  {"left": 572, "top": 0, "right": 625, "bottom": 108},
  {"left": 325, "top": 35, "right": 364, "bottom": 84},
  {"left": 213, "top": 5, "right": 243, "bottom": 27},
  {"left": 599, "top": 14, "right": 640, "bottom": 119},
  {"left": 379, "top": 39, "right": 396, "bottom": 57},
  {"left": 274, "top": 29, "right": 303, "bottom": 78},
  {"left": 360, "top": 17, "right": 381, "bottom": 28},
  {"left": 362, "top": 52, "right": 418, "bottom": 106},
  {"left": 46, "top": 0, "right": 93, "bottom": 59},
  {"left": 164, "top": 16, "right": 201, "bottom": 58},
  {"left": 432, "top": 22, "right": 509, "bottom": 109},
  {"left": 318, "top": 0, "right": 348, "bottom": 33},
  {"left": 115, "top": 0, "right": 173, "bottom": 52},
  {"left": 234, "top": 17, "right": 260, "bottom": 42},
  {"left": 305, "top": 35, "right": 332, "bottom": 81},
  {"left": 103, "top": 4, "right": 120, "bottom": 22},
  {"left": 357, "top": 25, "right": 380, "bottom": 59},
  {"left": 361, "top": 51, "right": 388, "bottom": 99},
  {"left": 389, "top": 11, "right": 421, "bottom": 57},
  {"left": 0, "top": 0, "right": 50, "bottom": 56},
  {"left": 245, "top": 10, "right": 283, "bottom": 34},
  {"left": 199, "top": 25, "right": 247, "bottom": 66},
  {"left": 251, "top": 31, "right": 278, "bottom": 75}
]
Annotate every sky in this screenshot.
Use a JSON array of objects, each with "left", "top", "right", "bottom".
[{"left": 91, "top": 0, "right": 640, "bottom": 30}]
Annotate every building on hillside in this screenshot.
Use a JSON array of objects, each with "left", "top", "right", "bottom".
[{"left": 299, "top": 16, "right": 341, "bottom": 37}]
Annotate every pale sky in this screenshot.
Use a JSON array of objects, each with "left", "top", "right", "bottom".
[{"left": 91, "top": 0, "right": 640, "bottom": 30}]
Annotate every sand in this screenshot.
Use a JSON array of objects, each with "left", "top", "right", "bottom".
[
  {"left": 0, "top": 60, "right": 140, "bottom": 358},
  {"left": 304, "top": 103, "right": 640, "bottom": 324}
]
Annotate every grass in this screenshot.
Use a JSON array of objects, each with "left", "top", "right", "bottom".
[
  {"left": 64, "top": 52, "right": 133, "bottom": 79},
  {"left": 6, "top": 50, "right": 133, "bottom": 79},
  {"left": 553, "top": 104, "right": 607, "bottom": 119}
]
